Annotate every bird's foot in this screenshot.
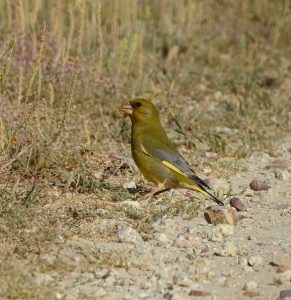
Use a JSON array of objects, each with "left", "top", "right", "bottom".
[{"left": 140, "top": 188, "right": 171, "bottom": 207}]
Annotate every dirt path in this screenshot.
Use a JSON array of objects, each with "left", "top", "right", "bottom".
[{"left": 1, "top": 138, "right": 290, "bottom": 300}]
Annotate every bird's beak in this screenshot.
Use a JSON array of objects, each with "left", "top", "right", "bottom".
[{"left": 119, "top": 104, "right": 133, "bottom": 115}]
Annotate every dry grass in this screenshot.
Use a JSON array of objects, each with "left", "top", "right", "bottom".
[{"left": 0, "top": 0, "right": 290, "bottom": 298}]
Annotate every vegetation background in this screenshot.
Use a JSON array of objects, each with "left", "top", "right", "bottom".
[{"left": 0, "top": 0, "right": 290, "bottom": 298}]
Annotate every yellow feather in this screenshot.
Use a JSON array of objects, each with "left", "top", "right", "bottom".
[
  {"left": 161, "top": 160, "right": 208, "bottom": 196},
  {"left": 161, "top": 160, "right": 184, "bottom": 176},
  {"left": 141, "top": 144, "right": 150, "bottom": 156}
]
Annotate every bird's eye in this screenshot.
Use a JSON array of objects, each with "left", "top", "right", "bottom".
[{"left": 132, "top": 102, "right": 141, "bottom": 109}]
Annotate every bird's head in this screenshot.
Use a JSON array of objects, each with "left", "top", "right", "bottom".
[{"left": 119, "top": 98, "right": 159, "bottom": 123}]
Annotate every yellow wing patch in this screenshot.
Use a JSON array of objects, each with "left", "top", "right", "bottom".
[
  {"left": 141, "top": 144, "right": 151, "bottom": 156},
  {"left": 161, "top": 160, "right": 185, "bottom": 177},
  {"left": 161, "top": 160, "right": 208, "bottom": 196}
]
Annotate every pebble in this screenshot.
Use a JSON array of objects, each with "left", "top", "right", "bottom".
[
  {"left": 120, "top": 200, "right": 141, "bottom": 209},
  {"left": 272, "top": 257, "right": 291, "bottom": 269},
  {"left": 174, "top": 235, "right": 196, "bottom": 248},
  {"left": 275, "top": 170, "right": 290, "bottom": 181},
  {"left": 230, "top": 197, "right": 247, "bottom": 212},
  {"left": 215, "top": 241, "right": 237, "bottom": 257},
  {"left": 204, "top": 206, "right": 239, "bottom": 225},
  {"left": 129, "top": 246, "right": 148, "bottom": 255},
  {"left": 208, "top": 178, "right": 231, "bottom": 199},
  {"left": 173, "top": 272, "right": 192, "bottom": 287},
  {"left": 280, "top": 289, "right": 291, "bottom": 299},
  {"left": 57, "top": 251, "right": 83, "bottom": 267},
  {"left": 208, "top": 230, "right": 224, "bottom": 243},
  {"left": 172, "top": 294, "right": 187, "bottom": 300},
  {"left": 117, "top": 227, "right": 144, "bottom": 245},
  {"left": 32, "top": 274, "right": 53, "bottom": 286},
  {"left": 188, "top": 290, "right": 211, "bottom": 296},
  {"left": 248, "top": 256, "right": 263, "bottom": 267},
  {"left": 123, "top": 180, "right": 136, "bottom": 189},
  {"left": 217, "top": 224, "right": 234, "bottom": 236},
  {"left": 243, "top": 187, "right": 255, "bottom": 197},
  {"left": 205, "top": 152, "right": 218, "bottom": 158},
  {"left": 186, "top": 224, "right": 196, "bottom": 234},
  {"left": 249, "top": 151, "right": 270, "bottom": 162},
  {"left": 249, "top": 180, "right": 271, "bottom": 191},
  {"left": 243, "top": 291, "right": 259, "bottom": 297},
  {"left": 155, "top": 233, "right": 171, "bottom": 247},
  {"left": 217, "top": 276, "right": 227, "bottom": 286},
  {"left": 243, "top": 281, "right": 258, "bottom": 291},
  {"left": 79, "top": 285, "right": 107, "bottom": 298},
  {"left": 274, "top": 270, "right": 291, "bottom": 285},
  {"left": 96, "top": 208, "right": 109, "bottom": 217},
  {"left": 265, "top": 159, "right": 288, "bottom": 170}
]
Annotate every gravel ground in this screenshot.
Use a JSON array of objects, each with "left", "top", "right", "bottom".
[{"left": 1, "top": 138, "right": 291, "bottom": 300}]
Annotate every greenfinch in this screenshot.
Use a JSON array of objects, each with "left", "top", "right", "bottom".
[{"left": 120, "top": 98, "right": 223, "bottom": 206}]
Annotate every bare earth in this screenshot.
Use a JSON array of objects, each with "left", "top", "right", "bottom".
[{"left": 1, "top": 138, "right": 291, "bottom": 300}]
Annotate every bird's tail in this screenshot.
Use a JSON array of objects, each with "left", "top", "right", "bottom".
[
  {"left": 205, "top": 190, "right": 224, "bottom": 206},
  {"left": 191, "top": 184, "right": 224, "bottom": 206}
]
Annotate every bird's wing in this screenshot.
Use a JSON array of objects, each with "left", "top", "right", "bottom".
[
  {"left": 141, "top": 146, "right": 211, "bottom": 190},
  {"left": 140, "top": 145, "right": 224, "bottom": 206}
]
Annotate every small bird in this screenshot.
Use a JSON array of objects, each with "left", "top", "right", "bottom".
[{"left": 119, "top": 98, "right": 224, "bottom": 206}]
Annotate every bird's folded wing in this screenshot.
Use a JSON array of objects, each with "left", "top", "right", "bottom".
[{"left": 142, "top": 147, "right": 211, "bottom": 190}]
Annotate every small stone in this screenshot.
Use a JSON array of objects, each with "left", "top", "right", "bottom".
[
  {"left": 215, "top": 241, "right": 237, "bottom": 257},
  {"left": 130, "top": 246, "right": 148, "bottom": 255},
  {"left": 188, "top": 290, "right": 210, "bottom": 296},
  {"left": 243, "top": 291, "right": 259, "bottom": 297},
  {"left": 123, "top": 180, "right": 136, "bottom": 189},
  {"left": 275, "top": 170, "right": 290, "bottom": 181},
  {"left": 55, "top": 293, "right": 63, "bottom": 300},
  {"left": 187, "top": 224, "right": 196, "bottom": 234},
  {"left": 93, "top": 171, "right": 103, "bottom": 179},
  {"left": 117, "top": 227, "right": 144, "bottom": 245},
  {"left": 230, "top": 197, "right": 247, "bottom": 212},
  {"left": 96, "top": 208, "right": 109, "bottom": 217},
  {"left": 79, "top": 285, "right": 107, "bottom": 298},
  {"left": 243, "top": 281, "right": 258, "bottom": 291},
  {"left": 174, "top": 235, "right": 196, "bottom": 248},
  {"left": 249, "top": 151, "right": 270, "bottom": 162},
  {"left": 217, "top": 276, "right": 227, "bottom": 286},
  {"left": 267, "top": 149, "right": 283, "bottom": 157},
  {"left": 280, "top": 289, "right": 291, "bottom": 299},
  {"left": 204, "top": 206, "right": 239, "bottom": 225},
  {"left": 249, "top": 180, "right": 271, "bottom": 191},
  {"left": 274, "top": 270, "right": 291, "bottom": 285},
  {"left": 208, "top": 230, "right": 224, "bottom": 243},
  {"left": 163, "top": 292, "right": 173, "bottom": 300},
  {"left": 217, "top": 224, "right": 234, "bottom": 236},
  {"left": 32, "top": 274, "right": 53, "bottom": 286},
  {"left": 205, "top": 152, "right": 218, "bottom": 159},
  {"left": 272, "top": 257, "right": 291, "bottom": 269},
  {"left": 173, "top": 273, "right": 192, "bottom": 287},
  {"left": 156, "top": 233, "right": 171, "bottom": 247},
  {"left": 208, "top": 178, "right": 231, "bottom": 199},
  {"left": 265, "top": 159, "right": 288, "bottom": 170},
  {"left": 207, "top": 271, "right": 215, "bottom": 279},
  {"left": 171, "top": 294, "right": 186, "bottom": 300},
  {"left": 57, "top": 251, "right": 83, "bottom": 267},
  {"left": 203, "top": 166, "right": 211, "bottom": 174},
  {"left": 243, "top": 187, "right": 255, "bottom": 197},
  {"left": 120, "top": 200, "right": 141, "bottom": 209},
  {"left": 277, "top": 265, "right": 290, "bottom": 273},
  {"left": 248, "top": 256, "right": 263, "bottom": 267}
]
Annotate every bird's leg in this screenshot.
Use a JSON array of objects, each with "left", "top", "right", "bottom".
[
  {"left": 140, "top": 188, "right": 170, "bottom": 208},
  {"left": 153, "top": 188, "right": 171, "bottom": 196},
  {"left": 140, "top": 180, "right": 171, "bottom": 207}
]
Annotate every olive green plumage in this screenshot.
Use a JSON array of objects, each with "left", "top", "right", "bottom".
[{"left": 120, "top": 98, "right": 223, "bottom": 206}]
